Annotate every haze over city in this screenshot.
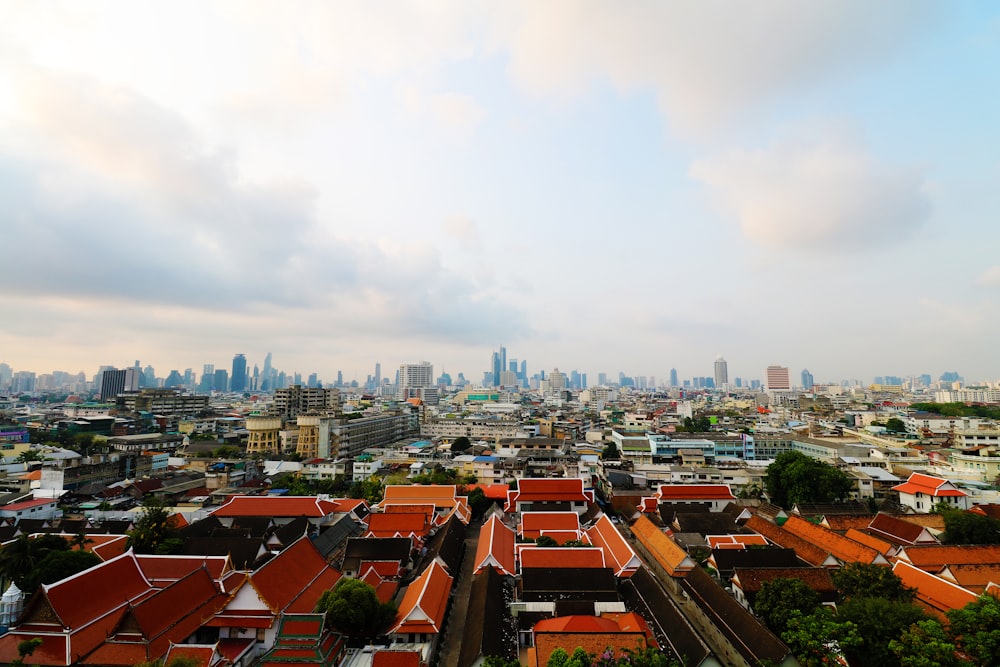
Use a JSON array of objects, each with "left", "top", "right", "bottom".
[{"left": 2, "top": 3, "right": 999, "bottom": 382}]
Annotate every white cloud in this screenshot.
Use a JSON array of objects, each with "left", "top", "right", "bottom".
[
  {"left": 690, "top": 130, "right": 931, "bottom": 251},
  {"left": 441, "top": 215, "right": 482, "bottom": 250},
  {"left": 490, "top": 0, "right": 937, "bottom": 134},
  {"left": 978, "top": 266, "right": 1000, "bottom": 287}
]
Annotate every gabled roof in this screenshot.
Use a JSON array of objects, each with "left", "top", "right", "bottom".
[
  {"left": 584, "top": 515, "right": 641, "bottom": 578},
  {"left": 744, "top": 515, "right": 839, "bottom": 568},
  {"left": 135, "top": 554, "right": 232, "bottom": 587},
  {"left": 938, "top": 563, "right": 1000, "bottom": 594},
  {"left": 519, "top": 547, "right": 606, "bottom": 570},
  {"left": 892, "top": 561, "right": 977, "bottom": 619},
  {"left": 894, "top": 544, "right": 1000, "bottom": 571},
  {"left": 381, "top": 485, "right": 471, "bottom": 524},
  {"left": 867, "top": 513, "right": 938, "bottom": 546},
  {"left": 211, "top": 495, "right": 342, "bottom": 518},
  {"left": 892, "top": 473, "right": 967, "bottom": 497},
  {"left": 505, "top": 478, "right": 594, "bottom": 512},
  {"left": 533, "top": 615, "right": 622, "bottom": 633},
  {"left": 390, "top": 560, "right": 454, "bottom": 635},
  {"left": 473, "top": 514, "right": 516, "bottom": 576},
  {"left": 39, "top": 550, "right": 153, "bottom": 629},
  {"left": 250, "top": 536, "right": 342, "bottom": 613},
  {"left": 519, "top": 511, "right": 582, "bottom": 541},
  {"left": 732, "top": 567, "right": 837, "bottom": 597},
  {"left": 709, "top": 547, "right": 800, "bottom": 580},
  {"left": 629, "top": 515, "right": 696, "bottom": 577},
  {"left": 844, "top": 528, "right": 895, "bottom": 556},
  {"left": 707, "top": 534, "right": 769, "bottom": 549},
  {"left": 782, "top": 516, "right": 887, "bottom": 566},
  {"left": 162, "top": 643, "right": 219, "bottom": 667},
  {"left": 656, "top": 484, "right": 736, "bottom": 501},
  {"left": 365, "top": 512, "right": 431, "bottom": 539}
]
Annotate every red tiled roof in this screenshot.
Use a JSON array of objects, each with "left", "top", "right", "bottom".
[
  {"left": 136, "top": 554, "right": 231, "bottom": 586},
  {"left": 656, "top": 484, "right": 736, "bottom": 501},
  {"left": 867, "top": 513, "right": 937, "bottom": 546},
  {"left": 366, "top": 512, "right": 431, "bottom": 538},
  {"left": 41, "top": 551, "right": 152, "bottom": 629},
  {"left": 519, "top": 547, "right": 606, "bottom": 569},
  {"left": 373, "top": 650, "right": 421, "bottom": 667},
  {"left": 251, "top": 537, "right": 342, "bottom": 613},
  {"left": 506, "top": 478, "right": 594, "bottom": 511},
  {"left": 0, "top": 498, "right": 57, "bottom": 512},
  {"left": 390, "top": 560, "right": 453, "bottom": 635},
  {"left": 894, "top": 544, "right": 1000, "bottom": 571},
  {"left": 938, "top": 563, "right": 1000, "bottom": 594},
  {"left": 463, "top": 483, "right": 510, "bottom": 500},
  {"left": 534, "top": 615, "right": 621, "bottom": 633},
  {"left": 212, "top": 496, "right": 341, "bottom": 517},
  {"left": 162, "top": 645, "right": 215, "bottom": 667}
]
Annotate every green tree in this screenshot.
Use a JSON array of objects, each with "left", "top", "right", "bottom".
[
  {"left": 315, "top": 578, "right": 396, "bottom": 640},
  {"left": 482, "top": 657, "right": 522, "bottom": 667},
  {"left": 941, "top": 510, "right": 1000, "bottom": 545},
  {"left": 889, "top": 619, "right": 967, "bottom": 667},
  {"left": 349, "top": 477, "right": 383, "bottom": 504},
  {"left": 451, "top": 436, "right": 472, "bottom": 453},
  {"left": 21, "top": 549, "right": 101, "bottom": 594},
  {"left": 0, "top": 535, "right": 38, "bottom": 591},
  {"left": 15, "top": 450, "right": 43, "bottom": 464},
  {"left": 534, "top": 535, "right": 558, "bottom": 547},
  {"left": 467, "top": 486, "right": 490, "bottom": 519},
  {"left": 10, "top": 637, "right": 43, "bottom": 667},
  {"left": 946, "top": 594, "right": 1000, "bottom": 667},
  {"left": 781, "top": 607, "right": 861, "bottom": 667},
  {"left": 753, "top": 578, "right": 821, "bottom": 635},
  {"left": 601, "top": 443, "right": 620, "bottom": 460},
  {"left": 838, "top": 597, "right": 929, "bottom": 667},
  {"left": 765, "top": 451, "right": 852, "bottom": 508},
  {"left": 127, "top": 498, "right": 181, "bottom": 554},
  {"left": 547, "top": 647, "right": 592, "bottom": 667},
  {"left": 885, "top": 418, "right": 907, "bottom": 433},
  {"left": 832, "top": 562, "right": 915, "bottom": 603}
]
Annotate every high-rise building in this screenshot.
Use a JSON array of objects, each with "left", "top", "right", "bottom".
[
  {"left": 714, "top": 356, "right": 728, "bottom": 389},
  {"left": 399, "top": 362, "right": 433, "bottom": 399},
  {"left": 199, "top": 364, "right": 215, "bottom": 393},
  {"left": 375, "top": 362, "right": 382, "bottom": 386},
  {"left": 100, "top": 368, "right": 140, "bottom": 401},
  {"left": 231, "top": 354, "right": 247, "bottom": 392},
  {"left": 765, "top": 365, "right": 791, "bottom": 391},
  {"left": 213, "top": 369, "right": 229, "bottom": 392},
  {"left": 669, "top": 368, "right": 679, "bottom": 387},
  {"left": 801, "top": 369, "right": 815, "bottom": 390}
]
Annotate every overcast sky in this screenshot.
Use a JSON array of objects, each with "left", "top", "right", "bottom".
[{"left": 2, "top": 2, "right": 999, "bottom": 386}]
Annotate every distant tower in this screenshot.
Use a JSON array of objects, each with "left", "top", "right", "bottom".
[
  {"left": 714, "top": 356, "right": 728, "bottom": 389},
  {"left": 801, "top": 369, "right": 815, "bottom": 390},
  {"left": 231, "top": 353, "right": 247, "bottom": 392},
  {"left": 669, "top": 368, "right": 679, "bottom": 387}
]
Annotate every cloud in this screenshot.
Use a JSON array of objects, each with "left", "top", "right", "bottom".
[
  {"left": 440, "top": 215, "right": 482, "bottom": 250},
  {"left": 690, "top": 130, "right": 931, "bottom": 250},
  {"left": 978, "top": 266, "right": 1000, "bottom": 287},
  {"left": 0, "top": 59, "right": 527, "bottom": 346},
  {"left": 490, "top": 0, "right": 938, "bottom": 134}
]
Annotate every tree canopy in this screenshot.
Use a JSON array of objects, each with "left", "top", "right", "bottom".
[
  {"left": 127, "top": 497, "right": 182, "bottom": 555},
  {"left": 753, "top": 577, "right": 821, "bottom": 636},
  {"left": 946, "top": 594, "right": 1000, "bottom": 667},
  {"left": 941, "top": 509, "right": 1000, "bottom": 545},
  {"left": 315, "top": 578, "right": 396, "bottom": 640},
  {"left": 837, "top": 597, "right": 929, "bottom": 667},
  {"left": 831, "top": 562, "right": 915, "bottom": 603},
  {"left": 451, "top": 436, "right": 472, "bottom": 453},
  {"left": 764, "top": 451, "right": 852, "bottom": 508}
]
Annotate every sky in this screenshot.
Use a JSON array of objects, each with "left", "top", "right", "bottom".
[{"left": 2, "top": 1, "right": 1000, "bottom": 387}]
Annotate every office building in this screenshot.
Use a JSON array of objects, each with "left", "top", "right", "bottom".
[
  {"left": 765, "top": 365, "right": 791, "bottom": 391},
  {"left": 273, "top": 385, "right": 340, "bottom": 419},
  {"left": 801, "top": 369, "right": 815, "bottom": 390},
  {"left": 714, "top": 356, "right": 728, "bottom": 389},
  {"left": 399, "top": 362, "right": 433, "bottom": 399},
  {"left": 230, "top": 353, "right": 248, "bottom": 393},
  {"left": 669, "top": 368, "right": 678, "bottom": 387},
  {"left": 99, "top": 368, "right": 140, "bottom": 402}
]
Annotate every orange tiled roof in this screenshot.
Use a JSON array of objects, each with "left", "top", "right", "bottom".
[
  {"left": 473, "top": 514, "right": 516, "bottom": 576},
  {"left": 782, "top": 516, "right": 887, "bottom": 566},
  {"left": 390, "top": 560, "right": 453, "bottom": 635},
  {"left": 892, "top": 561, "right": 977, "bottom": 619},
  {"left": 585, "top": 515, "right": 641, "bottom": 578},
  {"left": 519, "top": 512, "right": 582, "bottom": 541},
  {"left": 868, "top": 513, "right": 939, "bottom": 545},
  {"left": 519, "top": 547, "right": 606, "bottom": 570},
  {"left": 505, "top": 478, "right": 594, "bottom": 511},
  {"left": 892, "top": 473, "right": 966, "bottom": 497},
  {"left": 844, "top": 528, "right": 895, "bottom": 556},
  {"left": 630, "top": 515, "right": 696, "bottom": 577},
  {"left": 707, "top": 535, "right": 769, "bottom": 549},
  {"left": 894, "top": 544, "right": 1000, "bottom": 572},
  {"left": 89, "top": 534, "right": 130, "bottom": 561},
  {"left": 938, "top": 563, "right": 1000, "bottom": 594},
  {"left": 744, "top": 515, "right": 837, "bottom": 568}
]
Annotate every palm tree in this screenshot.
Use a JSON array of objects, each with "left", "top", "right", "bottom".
[
  {"left": 0, "top": 535, "right": 36, "bottom": 590},
  {"left": 69, "top": 532, "right": 93, "bottom": 551}
]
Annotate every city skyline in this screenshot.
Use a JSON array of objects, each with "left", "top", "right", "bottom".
[{"left": 2, "top": 4, "right": 1000, "bottom": 382}]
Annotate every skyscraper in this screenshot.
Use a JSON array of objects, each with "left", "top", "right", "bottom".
[
  {"left": 765, "top": 365, "right": 791, "bottom": 391},
  {"left": 231, "top": 353, "right": 247, "bottom": 392},
  {"left": 801, "top": 369, "right": 814, "bottom": 390},
  {"left": 714, "top": 356, "right": 728, "bottom": 389},
  {"left": 669, "top": 368, "right": 679, "bottom": 387}
]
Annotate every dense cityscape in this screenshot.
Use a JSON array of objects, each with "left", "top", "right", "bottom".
[
  {"left": 4, "top": 2, "right": 1000, "bottom": 666},
  {"left": 0, "top": 347, "right": 998, "bottom": 666}
]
